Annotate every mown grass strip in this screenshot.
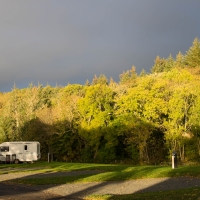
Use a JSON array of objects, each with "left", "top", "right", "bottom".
[
  {"left": 85, "top": 187, "right": 200, "bottom": 200},
  {"left": 2, "top": 161, "right": 200, "bottom": 185}
]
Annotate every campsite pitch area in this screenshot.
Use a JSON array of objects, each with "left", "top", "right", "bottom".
[{"left": 1, "top": 162, "right": 200, "bottom": 199}]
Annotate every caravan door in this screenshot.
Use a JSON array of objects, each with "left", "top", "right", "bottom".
[{"left": 23, "top": 144, "right": 34, "bottom": 161}]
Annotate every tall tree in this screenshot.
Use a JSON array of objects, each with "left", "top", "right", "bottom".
[
  {"left": 91, "top": 74, "right": 108, "bottom": 85},
  {"left": 119, "top": 66, "right": 137, "bottom": 85},
  {"left": 174, "top": 51, "right": 185, "bottom": 68},
  {"left": 78, "top": 84, "right": 115, "bottom": 161},
  {"left": 139, "top": 69, "right": 147, "bottom": 77},
  {"left": 163, "top": 69, "right": 196, "bottom": 160},
  {"left": 164, "top": 54, "right": 174, "bottom": 71},
  {"left": 185, "top": 37, "right": 200, "bottom": 67},
  {"left": 151, "top": 56, "right": 166, "bottom": 73}
]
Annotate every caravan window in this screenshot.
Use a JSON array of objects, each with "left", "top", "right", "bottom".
[
  {"left": 0, "top": 146, "right": 9, "bottom": 152},
  {"left": 37, "top": 143, "right": 40, "bottom": 153},
  {"left": 24, "top": 145, "right": 28, "bottom": 150}
]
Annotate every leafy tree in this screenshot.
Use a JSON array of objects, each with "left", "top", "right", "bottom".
[
  {"left": 151, "top": 55, "right": 174, "bottom": 73},
  {"left": 23, "top": 84, "right": 43, "bottom": 120},
  {"left": 165, "top": 54, "right": 174, "bottom": 71},
  {"left": 185, "top": 37, "right": 200, "bottom": 67},
  {"left": 174, "top": 51, "right": 185, "bottom": 68},
  {"left": 78, "top": 84, "right": 116, "bottom": 162},
  {"left": 115, "top": 75, "right": 168, "bottom": 163},
  {"left": 119, "top": 66, "right": 137, "bottom": 85},
  {"left": 6, "top": 86, "right": 28, "bottom": 140},
  {"left": 162, "top": 69, "right": 197, "bottom": 160},
  {"left": 62, "top": 84, "right": 84, "bottom": 97},
  {"left": 109, "top": 77, "right": 117, "bottom": 88},
  {"left": 189, "top": 84, "right": 200, "bottom": 159},
  {"left": 151, "top": 56, "right": 166, "bottom": 73},
  {"left": 91, "top": 74, "right": 108, "bottom": 85},
  {"left": 85, "top": 79, "right": 90, "bottom": 86},
  {"left": 139, "top": 69, "right": 147, "bottom": 77}
]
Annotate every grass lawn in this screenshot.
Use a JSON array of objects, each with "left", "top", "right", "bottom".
[
  {"left": 1, "top": 161, "right": 200, "bottom": 184},
  {"left": 86, "top": 187, "right": 200, "bottom": 200},
  {"left": 1, "top": 161, "right": 200, "bottom": 199}
]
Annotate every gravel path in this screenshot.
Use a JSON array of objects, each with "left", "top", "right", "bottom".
[
  {"left": 29, "top": 177, "right": 200, "bottom": 198},
  {"left": 1, "top": 170, "right": 200, "bottom": 199},
  {"left": 0, "top": 182, "right": 63, "bottom": 200}
]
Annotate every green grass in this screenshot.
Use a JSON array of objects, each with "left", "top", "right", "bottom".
[
  {"left": 1, "top": 161, "right": 200, "bottom": 185},
  {"left": 86, "top": 187, "right": 200, "bottom": 200},
  {"left": 1, "top": 162, "right": 200, "bottom": 200}
]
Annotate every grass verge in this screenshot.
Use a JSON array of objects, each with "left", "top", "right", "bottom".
[
  {"left": 85, "top": 187, "right": 200, "bottom": 200},
  {"left": 1, "top": 161, "right": 200, "bottom": 185}
]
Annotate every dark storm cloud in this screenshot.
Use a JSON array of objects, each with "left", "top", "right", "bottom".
[{"left": 0, "top": 0, "right": 200, "bottom": 92}]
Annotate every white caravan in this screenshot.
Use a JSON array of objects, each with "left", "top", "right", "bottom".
[{"left": 0, "top": 141, "right": 41, "bottom": 164}]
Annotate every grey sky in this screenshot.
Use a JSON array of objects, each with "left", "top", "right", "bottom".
[{"left": 0, "top": 0, "right": 200, "bottom": 92}]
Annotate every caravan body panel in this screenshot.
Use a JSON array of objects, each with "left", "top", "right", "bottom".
[{"left": 0, "top": 141, "right": 40, "bottom": 163}]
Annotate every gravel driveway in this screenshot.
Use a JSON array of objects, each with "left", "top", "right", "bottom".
[{"left": 1, "top": 169, "right": 200, "bottom": 199}]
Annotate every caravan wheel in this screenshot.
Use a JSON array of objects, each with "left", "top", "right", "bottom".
[{"left": 14, "top": 159, "right": 19, "bottom": 164}]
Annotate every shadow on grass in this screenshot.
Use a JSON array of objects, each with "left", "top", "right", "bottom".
[{"left": 1, "top": 164, "right": 200, "bottom": 199}]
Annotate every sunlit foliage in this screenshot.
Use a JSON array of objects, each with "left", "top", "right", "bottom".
[{"left": 0, "top": 38, "right": 200, "bottom": 164}]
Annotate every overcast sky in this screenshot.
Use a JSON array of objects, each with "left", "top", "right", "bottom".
[{"left": 0, "top": 0, "right": 200, "bottom": 92}]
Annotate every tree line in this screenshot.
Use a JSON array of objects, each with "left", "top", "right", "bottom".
[{"left": 0, "top": 38, "right": 200, "bottom": 164}]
